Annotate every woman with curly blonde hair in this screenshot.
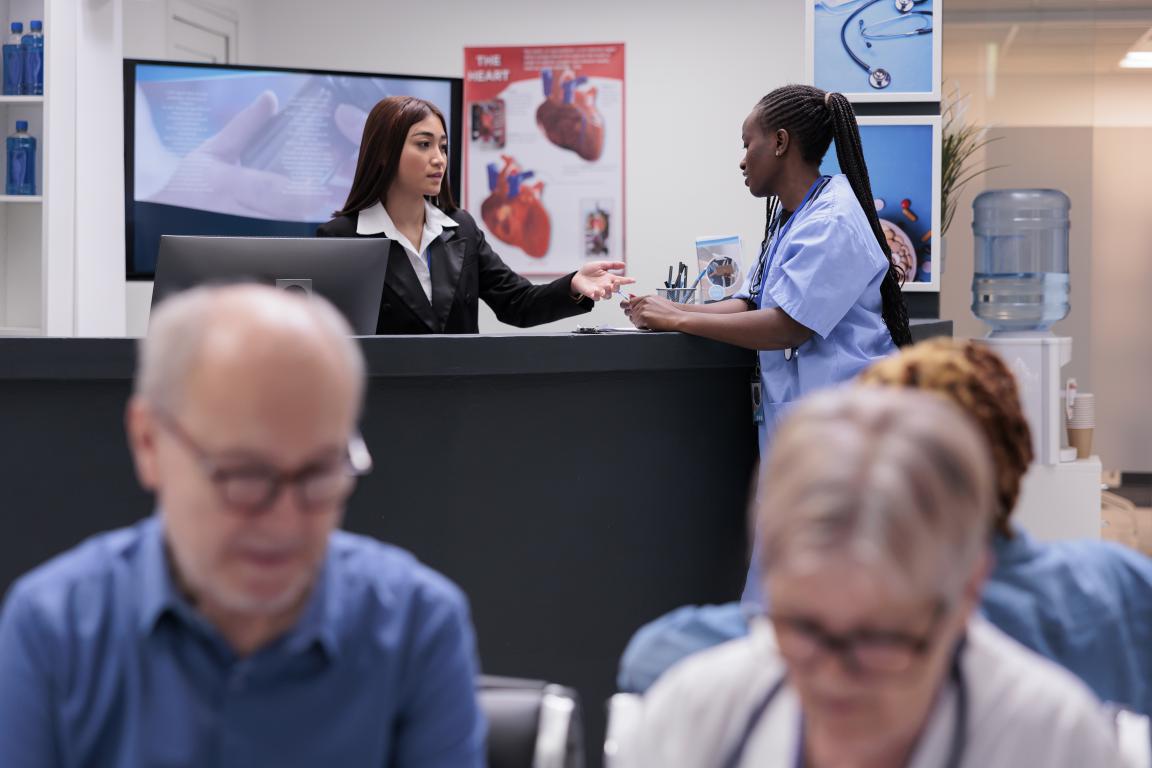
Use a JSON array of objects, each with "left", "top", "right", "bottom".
[{"left": 859, "top": 338, "right": 1152, "bottom": 716}]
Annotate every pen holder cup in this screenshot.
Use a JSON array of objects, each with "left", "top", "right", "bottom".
[{"left": 657, "top": 286, "right": 699, "bottom": 305}]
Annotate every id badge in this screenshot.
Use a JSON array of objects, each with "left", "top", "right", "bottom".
[{"left": 751, "top": 360, "right": 764, "bottom": 424}]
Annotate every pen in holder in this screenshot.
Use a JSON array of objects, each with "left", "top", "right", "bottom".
[{"left": 657, "top": 286, "right": 699, "bottom": 304}]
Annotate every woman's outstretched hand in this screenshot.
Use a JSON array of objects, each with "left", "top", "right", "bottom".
[{"left": 571, "top": 261, "right": 635, "bottom": 300}]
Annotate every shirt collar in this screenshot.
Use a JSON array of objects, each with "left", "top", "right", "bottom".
[
  {"left": 136, "top": 514, "right": 190, "bottom": 636},
  {"left": 136, "top": 514, "right": 341, "bottom": 662},
  {"left": 355, "top": 200, "right": 459, "bottom": 240}
]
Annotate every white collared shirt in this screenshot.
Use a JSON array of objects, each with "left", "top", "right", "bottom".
[
  {"left": 620, "top": 617, "right": 1124, "bottom": 768},
  {"left": 356, "top": 201, "right": 459, "bottom": 302}
]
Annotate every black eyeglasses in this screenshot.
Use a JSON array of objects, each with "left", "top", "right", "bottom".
[
  {"left": 768, "top": 600, "right": 947, "bottom": 676},
  {"left": 154, "top": 410, "right": 373, "bottom": 515}
]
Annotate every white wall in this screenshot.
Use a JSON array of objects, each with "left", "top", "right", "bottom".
[
  {"left": 123, "top": 0, "right": 802, "bottom": 335},
  {"left": 1091, "top": 128, "right": 1152, "bottom": 473},
  {"left": 123, "top": 0, "right": 251, "bottom": 60},
  {"left": 74, "top": 0, "right": 126, "bottom": 336},
  {"left": 122, "top": 0, "right": 169, "bottom": 60}
]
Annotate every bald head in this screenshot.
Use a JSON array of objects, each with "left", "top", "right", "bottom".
[
  {"left": 128, "top": 286, "right": 368, "bottom": 627},
  {"left": 136, "top": 285, "right": 365, "bottom": 418}
]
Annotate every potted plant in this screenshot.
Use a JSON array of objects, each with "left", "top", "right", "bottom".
[{"left": 941, "top": 86, "right": 1004, "bottom": 237}]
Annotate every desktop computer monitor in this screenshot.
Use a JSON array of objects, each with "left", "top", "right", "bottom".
[{"left": 152, "top": 235, "right": 389, "bottom": 334}]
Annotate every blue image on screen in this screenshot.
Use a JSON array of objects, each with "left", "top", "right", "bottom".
[
  {"left": 127, "top": 62, "right": 458, "bottom": 277},
  {"left": 822, "top": 123, "right": 933, "bottom": 282},
  {"left": 813, "top": 0, "right": 934, "bottom": 95}
]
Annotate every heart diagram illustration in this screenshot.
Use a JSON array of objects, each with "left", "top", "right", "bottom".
[
  {"left": 481, "top": 155, "right": 551, "bottom": 258},
  {"left": 535, "top": 68, "right": 605, "bottom": 162}
]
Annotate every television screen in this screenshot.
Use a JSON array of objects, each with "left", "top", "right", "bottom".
[{"left": 125, "top": 59, "right": 462, "bottom": 279}]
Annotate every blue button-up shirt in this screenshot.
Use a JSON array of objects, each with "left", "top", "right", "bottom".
[
  {"left": 0, "top": 516, "right": 486, "bottom": 767},
  {"left": 983, "top": 527, "right": 1152, "bottom": 715}
]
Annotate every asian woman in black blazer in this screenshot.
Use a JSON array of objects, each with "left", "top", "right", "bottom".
[{"left": 317, "top": 96, "right": 631, "bottom": 334}]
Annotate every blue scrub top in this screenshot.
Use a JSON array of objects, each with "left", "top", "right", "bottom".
[{"left": 738, "top": 173, "right": 897, "bottom": 607}]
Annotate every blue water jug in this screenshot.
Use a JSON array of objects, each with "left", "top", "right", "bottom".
[{"left": 971, "top": 189, "right": 1071, "bottom": 333}]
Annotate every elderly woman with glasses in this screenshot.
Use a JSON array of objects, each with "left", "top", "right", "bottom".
[{"left": 620, "top": 387, "right": 1122, "bottom": 768}]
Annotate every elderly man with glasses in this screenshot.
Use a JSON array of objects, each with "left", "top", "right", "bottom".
[{"left": 0, "top": 285, "right": 485, "bottom": 767}]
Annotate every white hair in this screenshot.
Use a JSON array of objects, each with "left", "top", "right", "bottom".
[
  {"left": 759, "top": 387, "right": 996, "bottom": 600},
  {"left": 136, "top": 284, "right": 366, "bottom": 415}
]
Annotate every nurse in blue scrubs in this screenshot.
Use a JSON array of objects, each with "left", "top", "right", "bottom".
[{"left": 618, "top": 84, "right": 912, "bottom": 693}]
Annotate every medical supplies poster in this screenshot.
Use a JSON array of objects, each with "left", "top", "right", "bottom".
[
  {"left": 821, "top": 116, "right": 941, "bottom": 290},
  {"left": 463, "top": 44, "right": 625, "bottom": 275},
  {"left": 805, "top": 0, "right": 941, "bottom": 102}
]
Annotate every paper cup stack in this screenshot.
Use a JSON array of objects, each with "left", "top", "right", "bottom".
[{"left": 1067, "top": 393, "right": 1095, "bottom": 459}]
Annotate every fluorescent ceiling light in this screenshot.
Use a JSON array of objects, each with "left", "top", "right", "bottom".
[
  {"left": 1121, "top": 27, "right": 1152, "bottom": 69},
  {"left": 1119, "top": 51, "right": 1152, "bottom": 68}
]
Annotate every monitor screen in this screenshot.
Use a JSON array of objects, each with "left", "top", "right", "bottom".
[
  {"left": 125, "top": 59, "right": 462, "bottom": 279},
  {"left": 152, "top": 235, "right": 390, "bottom": 335}
]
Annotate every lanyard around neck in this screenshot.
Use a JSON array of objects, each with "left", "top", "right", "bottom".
[
  {"left": 751, "top": 175, "right": 832, "bottom": 306},
  {"left": 722, "top": 640, "right": 969, "bottom": 768}
]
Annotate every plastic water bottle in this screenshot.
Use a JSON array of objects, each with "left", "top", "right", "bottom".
[
  {"left": 971, "top": 189, "right": 1071, "bottom": 333},
  {"left": 6, "top": 120, "right": 36, "bottom": 195},
  {"left": 21, "top": 20, "right": 43, "bottom": 96},
  {"left": 2, "top": 22, "right": 23, "bottom": 96}
]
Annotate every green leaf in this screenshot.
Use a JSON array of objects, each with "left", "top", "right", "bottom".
[{"left": 940, "top": 89, "right": 1008, "bottom": 236}]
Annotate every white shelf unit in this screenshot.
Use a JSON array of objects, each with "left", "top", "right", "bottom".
[{"left": 0, "top": 0, "right": 46, "bottom": 335}]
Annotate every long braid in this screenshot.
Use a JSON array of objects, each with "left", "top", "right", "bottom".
[
  {"left": 825, "top": 93, "right": 912, "bottom": 347},
  {"left": 760, "top": 197, "right": 778, "bottom": 252},
  {"left": 749, "top": 196, "right": 782, "bottom": 303},
  {"left": 754, "top": 85, "right": 912, "bottom": 348}
]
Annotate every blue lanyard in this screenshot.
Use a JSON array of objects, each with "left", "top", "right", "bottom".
[{"left": 752, "top": 175, "right": 831, "bottom": 308}]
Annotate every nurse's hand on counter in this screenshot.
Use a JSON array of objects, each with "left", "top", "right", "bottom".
[
  {"left": 623, "top": 295, "right": 684, "bottom": 331},
  {"left": 571, "top": 261, "right": 635, "bottom": 301}
]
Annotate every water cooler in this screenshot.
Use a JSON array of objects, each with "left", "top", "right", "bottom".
[
  {"left": 979, "top": 333, "right": 1071, "bottom": 466},
  {"left": 970, "top": 190, "right": 1100, "bottom": 541}
]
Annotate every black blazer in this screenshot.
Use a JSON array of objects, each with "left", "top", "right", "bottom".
[{"left": 316, "top": 208, "right": 593, "bottom": 334}]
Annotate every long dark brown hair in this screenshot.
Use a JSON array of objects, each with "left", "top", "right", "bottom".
[
  {"left": 754, "top": 85, "right": 912, "bottom": 348},
  {"left": 333, "top": 96, "right": 457, "bottom": 217}
]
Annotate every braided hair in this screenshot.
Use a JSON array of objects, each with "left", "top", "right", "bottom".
[{"left": 753, "top": 84, "right": 912, "bottom": 347}]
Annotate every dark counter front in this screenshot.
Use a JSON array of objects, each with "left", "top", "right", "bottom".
[{"left": 0, "top": 320, "right": 950, "bottom": 764}]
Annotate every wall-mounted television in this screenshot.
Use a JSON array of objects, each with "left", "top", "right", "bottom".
[{"left": 124, "top": 59, "right": 463, "bottom": 280}]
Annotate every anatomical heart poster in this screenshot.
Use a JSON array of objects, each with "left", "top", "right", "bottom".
[{"left": 464, "top": 44, "right": 625, "bottom": 275}]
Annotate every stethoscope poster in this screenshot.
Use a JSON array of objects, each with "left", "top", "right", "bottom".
[
  {"left": 820, "top": 115, "right": 941, "bottom": 291},
  {"left": 805, "top": 0, "right": 941, "bottom": 102}
]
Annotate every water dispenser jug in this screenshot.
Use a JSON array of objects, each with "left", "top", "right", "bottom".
[{"left": 971, "top": 189, "right": 1070, "bottom": 333}]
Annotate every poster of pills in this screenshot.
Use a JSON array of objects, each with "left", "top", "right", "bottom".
[
  {"left": 805, "top": 0, "right": 941, "bottom": 102},
  {"left": 820, "top": 115, "right": 940, "bottom": 291},
  {"left": 464, "top": 43, "right": 625, "bottom": 276}
]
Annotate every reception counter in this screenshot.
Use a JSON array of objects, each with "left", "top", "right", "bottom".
[{"left": 0, "top": 321, "right": 949, "bottom": 763}]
